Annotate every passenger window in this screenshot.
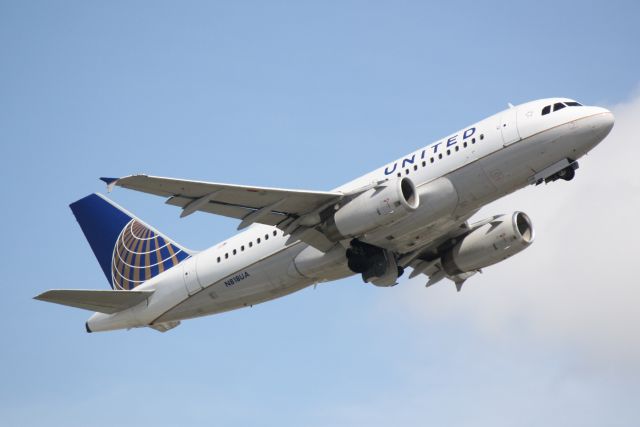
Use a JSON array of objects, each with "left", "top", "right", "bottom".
[
  {"left": 241, "top": 245, "right": 245, "bottom": 251},
  {"left": 413, "top": 165, "right": 418, "bottom": 171},
  {"left": 455, "top": 146, "right": 459, "bottom": 152},
  {"left": 249, "top": 241, "right": 253, "bottom": 248},
  {"left": 553, "top": 102, "right": 566, "bottom": 111},
  {"left": 480, "top": 134, "right": 484, "bottom": 140},
  {"left": 225, "top": 253, "right": 229, "bottom": 259},
  {"left": 430, "top": 157, "right": 434, "bottom": 163},
  {"left": 422, "top": 161, "right": 426, "bottom": 167},
  {"left": 265, "top": 234, "right": 269, "bottom": 240},
  {"left": 446, "top": 149, "right": 451, "bottom": 156},
  {"left": 463, "top": 142, "right": 467, "bottom": 148},
  {"left": 273, "top": 230, "right": 277, "bottom": 236},
  {"left": 542, "top": 105, "right": 551, "bottom": 115},
  {"left": 217, "top": 257, "right": 221, "bottom": 263},
  {"left": 233, "top": 249, "right": 237, "bottom": 255},
  {"left": 257, "top": 238, "right": 261, "bottom": 244},
  {"left": 397, "top": 172, "right": 401, "bottom": 178},
  {"left": 438, "top": 153, "right": 443, "bottom": 159},
  {"left": 405, "top": 169, "right": 409, "bottom": 175}
]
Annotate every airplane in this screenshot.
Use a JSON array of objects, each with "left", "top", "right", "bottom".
[{"left": 34, "top": 98, "right": 614, "bottom": 333}]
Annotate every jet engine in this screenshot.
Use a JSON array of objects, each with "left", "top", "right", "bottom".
[
  {"left": 441, "top": 212, "right": 534, "bottom": 275},
  {"left": 325, "top": 177, "right": 419, "bottom": 241}
]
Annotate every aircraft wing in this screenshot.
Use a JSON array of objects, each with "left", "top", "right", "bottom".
[
  {"left": 102, "top": 174, "right": 345, "bottom": 251},
  {"left": 34, "top": 289, "right": 154, "bottom": 314}
]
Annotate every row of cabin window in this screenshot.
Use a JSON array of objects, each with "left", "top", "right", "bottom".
[
  {"left": 396, "top": 133, "right": 485, "bottom": 177},
  {"left": 541, "top": 101, "right": 582, "bottom": 116},
  {"left": 216, "top": 229, "right": 280, "bottom": 263}
]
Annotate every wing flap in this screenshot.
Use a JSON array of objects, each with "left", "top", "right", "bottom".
[{"left": 34, "top": 289, "right": 154, "bottom": 314}]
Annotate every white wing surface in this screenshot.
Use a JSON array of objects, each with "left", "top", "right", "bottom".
[{"left": 103, "top": 175, "right": 345, "bottom": 251}]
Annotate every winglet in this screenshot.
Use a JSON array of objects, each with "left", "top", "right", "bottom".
[{"left": 99, "top": 177, "right": 119, "bottom": 193}]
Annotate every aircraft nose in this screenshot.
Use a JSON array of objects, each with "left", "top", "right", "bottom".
[
  {"left": 603, "top": 110, "right": 615, "bottom": 133},
  {"left": 590, "top": 107, "right": 615, "bottom": 138}
]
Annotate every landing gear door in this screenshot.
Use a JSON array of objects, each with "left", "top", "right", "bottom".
[
  {"left": 182, "top": 256, "right": 202, "bottom": 295},
  {"left": 500, "top": 108, "right": 521, "bottom": 146}
]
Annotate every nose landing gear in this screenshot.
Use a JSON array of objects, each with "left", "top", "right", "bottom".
[
  {"left": 546, "top": 160, "right": 579, "bottom": 183},
  {"left": 530, "top": 158, "right": 580, "bottom": 185}
]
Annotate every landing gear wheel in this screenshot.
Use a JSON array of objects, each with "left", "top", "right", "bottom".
[
  {"left": 561, "top": 167, "right": 575, "bottom": 181},
  {"left": 545, "top": 161, "right": 578, "bottom": 184}
]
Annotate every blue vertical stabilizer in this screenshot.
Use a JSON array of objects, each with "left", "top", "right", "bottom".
[{"left": 69, "top": 194, "right": 190, "bottom": 290}]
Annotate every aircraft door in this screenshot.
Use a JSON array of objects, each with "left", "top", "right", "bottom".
[
  {"left": 500, "top": 108, "right": 521, "bottom": 146},
  {"left": 182, "top": 256, "right": 203, "bottom": 295}
]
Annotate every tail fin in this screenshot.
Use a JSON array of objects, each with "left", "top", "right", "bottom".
[{"left": 69, "top": 194, "right": 191, "bottom": 290}]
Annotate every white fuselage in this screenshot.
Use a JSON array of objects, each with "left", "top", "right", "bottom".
[{"left": 87, "top": 98, "right": 614, "bottom": 332}]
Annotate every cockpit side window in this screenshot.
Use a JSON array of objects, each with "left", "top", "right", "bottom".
[
  {"left": 565, "top": 101, "right": 582, "bottom": 107},
  {"left": 541, "top": 105, "right": 551, "bottom": 115},
  {"left": 553, "top": 102, "right": 566, "bottom": 112}
]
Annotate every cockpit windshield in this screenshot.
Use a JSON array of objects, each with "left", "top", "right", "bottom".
[{"left": 541, "top": 101, "right": 583, "bottom": 115}]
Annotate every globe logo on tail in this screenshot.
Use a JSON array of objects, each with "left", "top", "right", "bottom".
[{"left": 111, "top": 219, "right": 189, "bottom": 290}]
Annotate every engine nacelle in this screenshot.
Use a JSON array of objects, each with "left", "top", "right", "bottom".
[
  {"left": 361, "top": 177, "right": 459, "bottom": 243},
  {"left": 326, "top": 177, "right": 419, "bottom": 240},
  {"left": 442, "top": 212, "right": 534, "bottom": 275}
]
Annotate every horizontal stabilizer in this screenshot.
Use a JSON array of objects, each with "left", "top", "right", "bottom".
[{"left": 34, "top": 289, "right": 154, "bottom": 314}]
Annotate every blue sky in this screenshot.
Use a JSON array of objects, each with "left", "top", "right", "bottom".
[{"left": 2, "top": 1, "right": 640, "bottom": 425}]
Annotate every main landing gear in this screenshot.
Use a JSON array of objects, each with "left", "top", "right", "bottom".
[{"left": 346, "top": 239, "right": 403, "bottom": 287}]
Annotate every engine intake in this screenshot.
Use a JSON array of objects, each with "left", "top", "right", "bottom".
[
  {"left": 442, "top": 212, "right": 534, "bottom": 275},
  {"left": 325, "top": 177, "right": 419, "bottom": 241}
]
